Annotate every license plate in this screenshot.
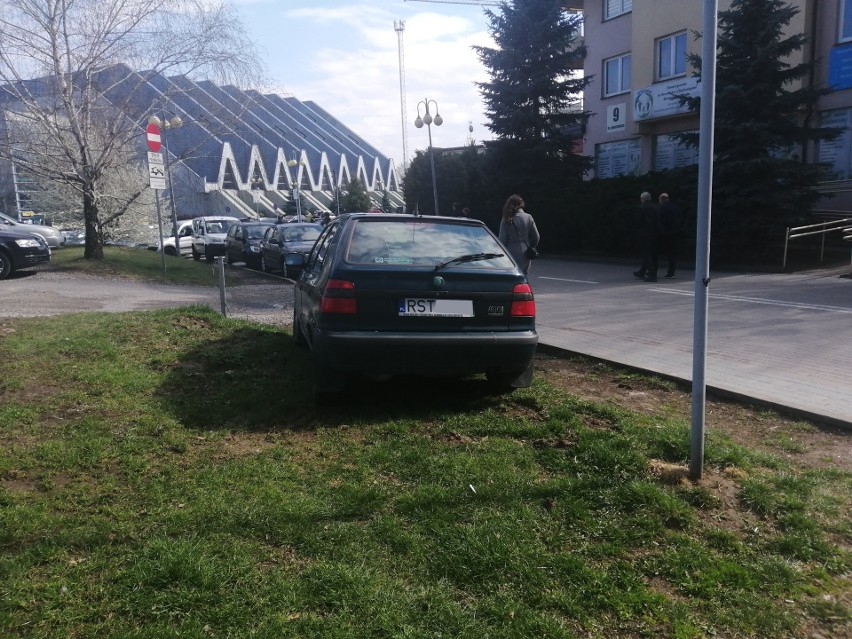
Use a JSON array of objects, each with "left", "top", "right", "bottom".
[{"left": 399, "top": 298, "right": 474, "bottom": 317}]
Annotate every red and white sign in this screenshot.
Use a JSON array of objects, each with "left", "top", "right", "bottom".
[{"left": 146, "top": 123, "right": 162, "bottom": 152}]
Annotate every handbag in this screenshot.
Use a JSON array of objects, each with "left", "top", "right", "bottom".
[{"left": 525, "top": 244, "right": 539, "bottom": 259}]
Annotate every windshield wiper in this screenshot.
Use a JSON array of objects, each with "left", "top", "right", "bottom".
[{"left": 434, "top": 252, "right": 504, "bottom": 272}]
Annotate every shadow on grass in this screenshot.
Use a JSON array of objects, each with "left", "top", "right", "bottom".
[{"left": 156, "top": 322, "right": 515, "bottom": 433}]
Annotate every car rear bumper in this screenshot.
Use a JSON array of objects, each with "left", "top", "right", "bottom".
[
  {"left": 313, "top": 329, "right": 538, "bottom": 376},
  {"left": 204, "top": 244, "right": 226, "bottom": 256}
]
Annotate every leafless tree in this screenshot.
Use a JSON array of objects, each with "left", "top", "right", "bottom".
[{"left": 0, "top": 0, "right": 263, "bottom": 258}]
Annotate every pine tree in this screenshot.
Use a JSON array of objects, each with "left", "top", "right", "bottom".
[
  {"left": 680, "top": 0, "right": 840, "bottom": 254},
  {"left": 339, "top": 178, "right": 372, "bottom": 213},
  {"left": 474, "top": 0, "right": 590, "bottom": 191}
]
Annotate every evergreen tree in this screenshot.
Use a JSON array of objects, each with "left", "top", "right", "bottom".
[
  {"left": 474, "top": 0, "right": 590, "bottom": 191},
  {"left": 339, "top": 178, "right": 372, "bottom": 213},
  {"left": 679, "top": 0, "right": 840, "bottom": 255}
]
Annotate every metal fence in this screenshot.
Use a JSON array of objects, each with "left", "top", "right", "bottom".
[{"left": 782, "top": 217, "right": 852, "bottom": 268}]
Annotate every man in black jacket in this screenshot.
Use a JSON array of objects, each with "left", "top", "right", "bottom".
[
  {"left": 658, "top": 193, "right": 683, "bottom": 278},
  {"left": 633, "top": 191, "right": 660, "bottom": 282}
]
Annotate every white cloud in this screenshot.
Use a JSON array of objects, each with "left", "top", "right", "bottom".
[{"left": 240, "top": 0, "right": 496, "bottom": 169}]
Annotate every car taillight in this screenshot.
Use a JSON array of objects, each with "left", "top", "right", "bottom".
[
  {"left": 510, "top": 283, "right": 535, "bottom": 317},
  {"left": 320, "top": 279, "right": 357, "bottom": 314}
]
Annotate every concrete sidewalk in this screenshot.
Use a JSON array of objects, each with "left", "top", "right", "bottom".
[{"left": 530, "top": 258, "right": 852, "bottom": 428}]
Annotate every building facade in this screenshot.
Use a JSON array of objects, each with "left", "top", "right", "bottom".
[
  {"left": 0, "top": 64, "right": 404, "bottom": 224},
  {"left": 580, "top": 0, "right": 852, "bottom": 216}
]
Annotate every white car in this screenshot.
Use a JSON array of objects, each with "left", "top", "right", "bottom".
[
  {"left": 0, "top": 212, "right": 66, "bottom": 248},
  {"left": 190, "top": 216, "right": 240, "bottom": 262},
  {"left": 160, "top": 220, "right": 194, "bottom": 257}
]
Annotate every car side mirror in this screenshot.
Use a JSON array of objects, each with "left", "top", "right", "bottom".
[{"left": 285, "top": 253, "right": 306, "bottom": 267}]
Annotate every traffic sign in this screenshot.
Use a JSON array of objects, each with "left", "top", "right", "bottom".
[
  {"left": 146, "top": 123, "right": 162, "bottom": 152},
  {"left": 147, "top": 153, "right": 166, "bottom": 190}
]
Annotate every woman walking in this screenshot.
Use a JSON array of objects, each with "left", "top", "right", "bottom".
[{"left": 498, "top": 194, "right": 540, "bottom": 274}]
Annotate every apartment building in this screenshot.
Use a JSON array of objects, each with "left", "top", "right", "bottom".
[{"left": 580, "top": 1, "right": 852, "bottom": 215}]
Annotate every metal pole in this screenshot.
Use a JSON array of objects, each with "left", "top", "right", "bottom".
[
  {"left": 690, "top": 0, "right": 719, "bottom": 481},
  {"left": 427, "top": 123, "right": 439, "bottom": 215},
  {"left": 161, "top": 119, "right": 179, "bottom": 241},
  {"left": 783, "top": 228, "right": 790, "bottom": 268},
  {"left": 216, "top": 256, "right": 227, "bottom": 317},
  {"left": 155, "top": 193, "right": 167, "bottom": 275}
]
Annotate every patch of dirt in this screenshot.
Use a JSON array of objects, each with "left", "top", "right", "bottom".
[{"left": 534, "top": 350, "right": 851, "bottom": 474}]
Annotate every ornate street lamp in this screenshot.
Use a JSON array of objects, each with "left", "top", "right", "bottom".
[{"left": 414, "top": 98, "right": 442, "bottom": 215}]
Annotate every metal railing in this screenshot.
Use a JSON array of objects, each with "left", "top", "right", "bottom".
[{"left": 782, "top": 217, "right": 852, "bottom": 268}]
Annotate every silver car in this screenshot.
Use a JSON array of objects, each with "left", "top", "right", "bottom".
[{"left": 0, "top": 213, "right": 66, "bottom": 248}]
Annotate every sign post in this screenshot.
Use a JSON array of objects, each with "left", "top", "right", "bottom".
[{"left": 146, "top": 123, "right": 167, "bottom": 275}]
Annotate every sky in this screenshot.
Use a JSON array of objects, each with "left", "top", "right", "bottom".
[{"left": 231, "top": 0, "right": 499, "bottom": 171}]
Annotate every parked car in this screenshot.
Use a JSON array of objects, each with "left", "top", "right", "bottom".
[
  {"left": 291, "top": 213, "right": 538, "bottom": 401},
  {"left": 60, "top": 228, "right": 85, "bottom": 245},
  {"left": 191, "top": 216, "right": 240, "bottom": 262},
  {"left": 160, "top": 220, "right": 194, "bottom": 257},
  {"left": 259, "top": 222, "right": 323, "bottom": 277},
  {"left": 0, "top": 227, "right": 51, "bottom": 279},
  {"left": 225, "top": 221, "right": 275, "bottom": 268},
  {"left": 0, "top": 212, "right": 65, "bottom": 248}
]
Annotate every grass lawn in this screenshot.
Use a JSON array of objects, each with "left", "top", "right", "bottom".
[
  {"left": 48, "top": 246, "right": 238, "bottom": 287},
  {"left": 0, "top": 306, "right": 849, "bottom": 638}
]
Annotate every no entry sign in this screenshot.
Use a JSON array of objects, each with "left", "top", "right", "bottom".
[{"left": 146, "top": 123, "right": 162, "bottom": 152}]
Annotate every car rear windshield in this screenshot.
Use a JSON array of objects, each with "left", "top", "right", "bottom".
[
  {"left": 345, "top": 219, "right": 515, "bottom": 268},
  {"left": 205, "top": 221, "right": 231, "bottom": 234}
]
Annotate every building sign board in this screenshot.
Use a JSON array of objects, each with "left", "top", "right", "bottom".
[
  {"left": 829, "top": 44, "right": 852, "bottom": 90},
  {"left": 606, "top": 103, "right": 627, "bottom": 133},
  {"left": 632, "top": 77, "right": 699, "bottom": 122}
]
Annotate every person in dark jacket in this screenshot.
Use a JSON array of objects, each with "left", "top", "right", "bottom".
[
  {"left": 658, "top": 193, "right": 683, "bottom": 278},
  {"left": 633, "top": 191, "right": 660, "bottom": 282},
  {"left": 498, "top": 194, "right": 540, "bottom": 275}
]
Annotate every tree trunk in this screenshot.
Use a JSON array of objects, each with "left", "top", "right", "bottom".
[{"left": 83, "top": 186, "right": 104, "bottom": 260}]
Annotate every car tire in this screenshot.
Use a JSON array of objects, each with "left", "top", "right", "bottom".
[
  {"left": 191, "top": 246, "right": 200, "bottom": 261},
  {"left": 0, "top": 249, "right": 13, "bottom": 280},
  {"left": 312, "top": 359, "right": 345, "bottom": 404},
  {"left": 164, "top": 246, "right": 177, "bottom": 256},
  {"left": 261, "top": 256, "right": 269, "bottom": 273},
  {"left": 486, "top": 362, "right": 535, "bottom": 391},
  {"left": 280, "top": 258, "right": 288, "bottom": 279},
  {"left": 292, "top": 311, "right": 306, "bottom": 346},
  {"left": 205, "top": 247, "right": 214, "bottom": 263}
]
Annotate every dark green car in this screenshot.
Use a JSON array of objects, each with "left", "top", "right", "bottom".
[{"left": 291, "top": 213, "right": 538, "bottom": 401}]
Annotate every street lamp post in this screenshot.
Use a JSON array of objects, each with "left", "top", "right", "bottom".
[
  {"left": 414, "top": 98, "right": 442, "bottom": 215},
  {"left": 251, "top": 175, "right": 263, "bottom": 218},
  {"left": 330, "top": 169, "right": 341, "bottom": 217},
  {"left": 147, "top": 113, "right": 183, "bottom": 240},
  {"left": 287, "top": 155, "right": 307, "bottom": 222}
]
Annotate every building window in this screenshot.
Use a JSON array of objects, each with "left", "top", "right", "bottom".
[
  {"left": 657, "top": 32, "right": 687, "bottom": 80},
  {"left": 595, "top": 139, "right": 641, "bottom": 178},
  {"left": 604, "top": 0, "right": 632, "bottom": 20},
  {"left": 654, "top": 134, "right": 699, "bottom": 171},
  {"left": 604, "top": 54, "right": 631, "bottom": 96},
  {"left": 818, "top": 109, "right": 852, "bottom": 179},
  {"left": 843, "top": 0, "right": 852, "bottom": 42}
]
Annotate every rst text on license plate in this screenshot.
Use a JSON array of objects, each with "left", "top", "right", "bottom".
[{"left": 399, "top": 298, "right": 474, "bottom": 317}]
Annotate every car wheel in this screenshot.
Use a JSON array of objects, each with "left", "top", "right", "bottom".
[
  {"left": 164, "top": 246, "right": 177, "bottom": 256},
  {"left": 292, "top": 311, "right": 306, "bottom": 346},
  {"left": 486, "top": 361, "right": 535, "bottom": 391},
  {"left": 205, "top": 247, "right": 214, "bottom": 263},
  {"left": 280, "top": 258, "right": 288, "bottom": 279},
  {"left": 261, "top": 256, "right": 269, "bottom": 273},
  {"left": 0, "top": 249, "right": 13, "bottom": 280},
  {"left": 312, "top": 359, "right": 346, "bottom": 404},
  {"left": 191, "top": 246, "right": 200, "bottom": 261}
]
